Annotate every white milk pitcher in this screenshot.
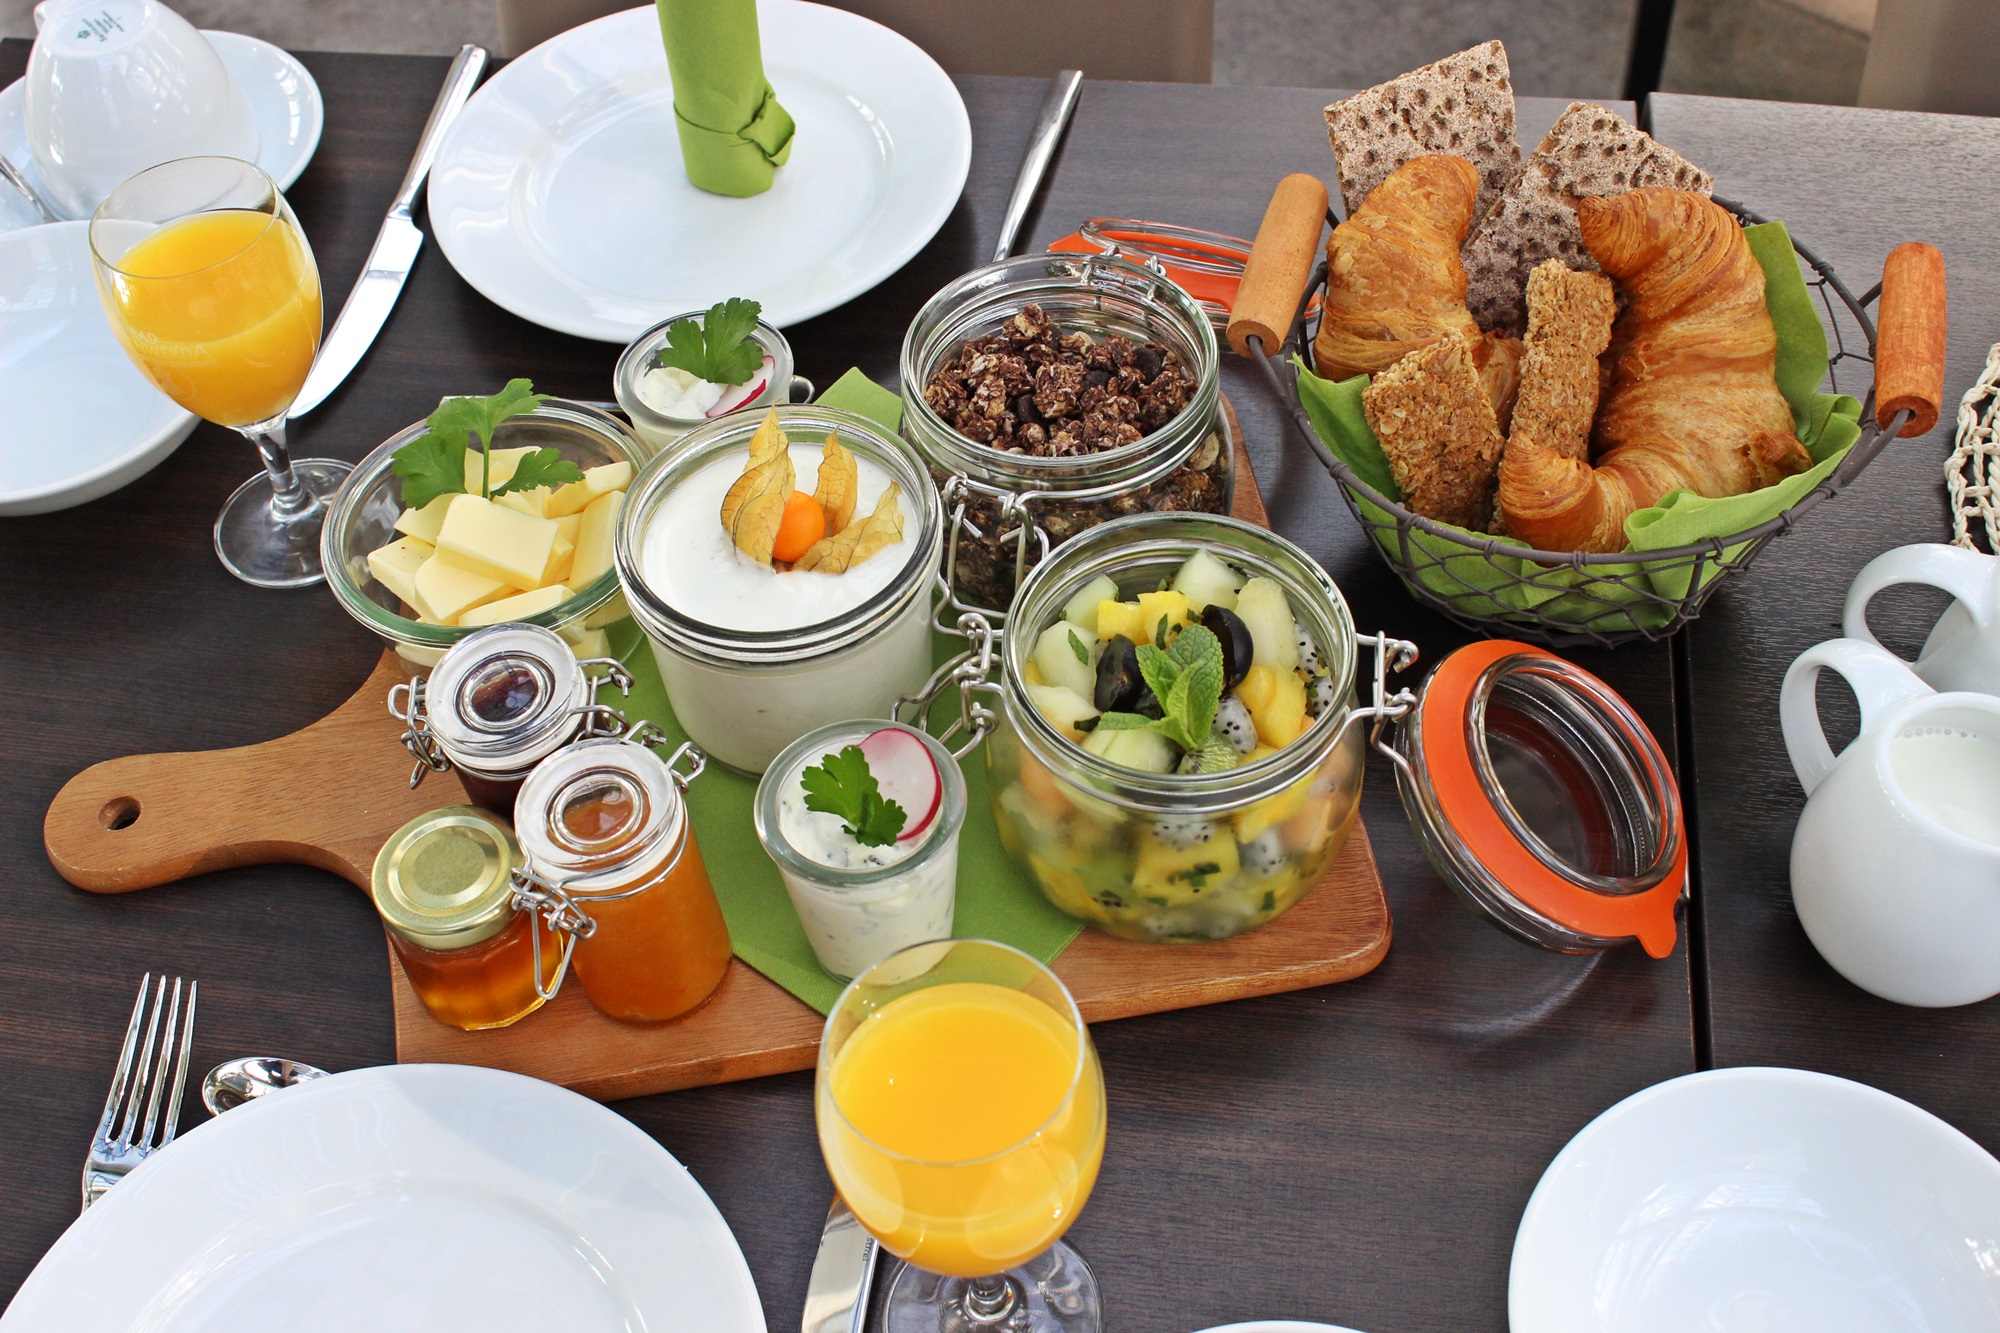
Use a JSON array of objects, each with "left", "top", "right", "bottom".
[
  {"left": 1782, "top": 636, "right": 2000, "bottom": 1007},
  {"left": 1844, "top": 542, "right": 2000, "bottom": 695}
]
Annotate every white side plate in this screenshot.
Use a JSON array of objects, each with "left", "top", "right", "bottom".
[
  {"left": 428, "top": 0, "right": 971, "bottom": 341},
  {"left": 0, "top": 1064, "right": 767, "bottom": 1332}
]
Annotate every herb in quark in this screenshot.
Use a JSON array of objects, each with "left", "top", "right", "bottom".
[
  {"left": 653, "top": 297, "right": 764, "bottom": 386},
  {"left": 801, "top": 745, "right": 908, "bottom": 847}
]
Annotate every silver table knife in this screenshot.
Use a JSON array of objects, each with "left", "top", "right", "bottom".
[
  {"left": 289, "top": 43, "right": 488, "bottom": 419},
  {"left": 991, "top": 69, "right": 1083, "bottom": 263},
  {"left": 803, "top": 1198, "right": 880, "bottom": 1333}
]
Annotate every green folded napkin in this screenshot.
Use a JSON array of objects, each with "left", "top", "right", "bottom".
[
  {"left": 606, "top": 368, "right": 1081, "bottom": 1014},
  {"left": 1293, "top": 221, "right": 1865, "bottom": 635},
  {"left": 656, "top": 0, "right": 795, "bottom": 198}
]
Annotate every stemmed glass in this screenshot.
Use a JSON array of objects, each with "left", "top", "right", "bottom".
[
  {"left": 89, "top": 156, "right": 350, "bottom": 588},
  {"left": 817, "top": 938, "right": 1106, "bottom": 1332}
]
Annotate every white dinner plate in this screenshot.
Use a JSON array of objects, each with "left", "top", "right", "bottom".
[
  {"left": 0, "top": 1064, "right": 766, "bottom": 1332},
  {"left": 1509, "top": 1067, "right": 2000, "bottom": 1333},
  {"left": 428, "top": 0, "right": 971, "bottom": 341},
  {"left": 0, "top": 221, "right": 197, "bottom": 515},
  {"left": 0, "top": 31, "right": 324, "bottom": 234}
]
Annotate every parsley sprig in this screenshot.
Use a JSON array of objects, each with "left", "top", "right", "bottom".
[
  {"left": 1094, "top": 624, "right": 1225, "bottom": 753},
  {"left": 654, "top": 297, "right": 764, "bottom": 387},
  {"left": 389, "top": 379, "right": 584, "bottom": 510},
  {"left": 801, "top": 745, "right": 908, "bottom": 847}
]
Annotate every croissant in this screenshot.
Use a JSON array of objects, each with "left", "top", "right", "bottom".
[
  {"left": 1313, "top": 154, "right": 1522, "bottom": 425},
  {"left": 1497, "top": 188, "right": 1810, "bottom": 552}
]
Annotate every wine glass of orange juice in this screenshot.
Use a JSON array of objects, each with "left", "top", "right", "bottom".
[
  {"left": 89, "top": 156, "right": 350, "bottom": 588},
  {"left": 817, "top": 938, "right": 1106, "bottom": 1332}
]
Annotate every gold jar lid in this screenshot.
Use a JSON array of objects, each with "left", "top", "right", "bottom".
[{"left": 371, "top": 806, "right": 523, "bottom": 951}]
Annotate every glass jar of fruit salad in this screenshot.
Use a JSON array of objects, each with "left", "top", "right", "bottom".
[
  {"left": 511, "top": 730, "right": 732, "bottom": 1023},
  {"left": 615, "top": 405, "right": 944, "bottom": 775},
  {"left": 899, "top": 253, "right": 1231, "bottom": 618},
  {"left": 370, "top": 806, "right": 561, "bottom": 1030},
  {"left": 970, "top": 512, "right": 1415, "bottom": 942},
  {"left": 389, "top": 622, "right": 635, "bottom": 815}
]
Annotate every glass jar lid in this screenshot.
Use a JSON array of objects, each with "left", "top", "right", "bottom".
[
  {"left": 371, "top": 806, "right": 523, "bottom": 950},
  {"left": 513, "top": 736, "right": 689, "bottom": 896},
  {"left": 1392, "top": 640, "right": 1685, "bottom": 957},
  {"left": 423, "top": 623, "right": 589, "bottom": 769}
]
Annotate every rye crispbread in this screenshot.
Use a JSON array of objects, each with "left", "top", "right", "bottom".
[
  {"left": 1324, "top": 41, "right": 1521, "bottom": 222},
  {"left": 1507, "top": 260, "right": 1617, "bottom": 463},
  {"left": 1463, "top": 101, "right": 1712, "bottom": 334},
  {"left": 1361, "top": 331, "right": 1507, "bottom": 531}
]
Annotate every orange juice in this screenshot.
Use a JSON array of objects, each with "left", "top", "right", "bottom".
[
  {"left": 99, "top": 209, "right": 322, "bottom": 427},
  {"left": 821, "top": 981, "right": 1105, "bottom": 1277}
]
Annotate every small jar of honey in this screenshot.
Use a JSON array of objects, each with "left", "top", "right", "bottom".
[
  {"left": 370, "top": 806, "right": 561, "bottom": 1030},
  {"left": 512, "top": 729, "right": 732, "bottom": 1023},
  {"left": 390, "top": 623, "right": 633, "bottom": 816}
]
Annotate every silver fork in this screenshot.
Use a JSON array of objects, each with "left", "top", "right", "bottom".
[{"left": 82, "top": 974, "right": 198, "bottom": 1212}]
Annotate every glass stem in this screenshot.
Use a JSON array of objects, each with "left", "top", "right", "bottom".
[
  {"left": 960, "top": 1275, "right": 1019, "bottom": 1325},
  {"left": 242, "top": 414, "right": 312, "bottom": 519}
]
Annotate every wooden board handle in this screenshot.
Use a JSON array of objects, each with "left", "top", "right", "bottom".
[
  {"left": 1226, "top": 173, "right": 1328, "bottom": 357},
  {"left": 1875, "top": 241, "right": 1947, "bottom": 437}
]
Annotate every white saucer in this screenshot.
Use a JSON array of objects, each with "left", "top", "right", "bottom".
[
  {"left": 0, "top": 221, "right": 197, "bottom": 515},
  {"left": 1509, "top": 1067, "right": 2000, "bottom": 1332},
  {"left": 0, "top": 1064, "right": 766, "bottom": 1332},
  {"left": 0, "top": 30, "right": 323, "bottom": 233},
  {"left": 428, "top": 0, "right": 971, "bottom": 341}
]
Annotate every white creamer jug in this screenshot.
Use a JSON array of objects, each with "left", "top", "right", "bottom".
[
  {"left": 1844, "top": 542, "right": 2000, "bottom": 695},
  {"left": 1782, "top": 636, "right": 2000, "bottom": 1007},
  {"left": 24, "top": 0, "right": 258, "bottom": 219}
]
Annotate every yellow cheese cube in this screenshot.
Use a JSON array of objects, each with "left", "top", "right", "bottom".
[
  {"left": 554, "top": 513, "right": 582, "bottom": 545},
  {"left": 456, "top": 583, "right": 572, "bottom": 628},
  {"left": 566, "top": 490, "right": 623, "bottom": 591},
  {"left": 366, "top": 535, "right": 433, "bottom": 607},
  {"left": 546, "top": 460, "right": 633, "bottom": 518},
  {"left": 393, "top": 495, "right": 454, "bottom": 544},
  {"left": 411, "top": 554, "right": 509, "bottom": 623},
  {"left": 462, "top": 445, "right": 537, "bottom": 497},
  {"left": 564, "top": 627, "right": 611, "bottom": 664},
  {"left": 541, "top": 533, "right": 576, "bottom": 587},
  {"left": 434, "top": 493, "right": 560, "bottom": 592},
  {"left": 496, "top": 486, "right": 550, "bottom": 519}
]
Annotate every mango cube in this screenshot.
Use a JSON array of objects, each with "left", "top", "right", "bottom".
[
  {"left": 456, "top": 583, "right": 571, "bottom": 628},
  {"left": 566, "top": 489, "right": 623, "bottom": 591},
  {"left": 394, "top": 494, "right": 454, "bottom": 544},
  {"left": 1135, "top": 590, "right": 1195, "bottom": 643},
  {"left": 546, "top": 461, "right": 634, "bottom": 519},
  {"left": 434, "top": 493, "right": 560, "bottom": 592},
  {"left": 1094, "top": 600, "right": 1147, "bottom": 644},
  {"left": 366, "top": 535, "right": 433, "bottom": 607},
  {"left": 411, "top": 554, "right": 509, "bottom": 623}
]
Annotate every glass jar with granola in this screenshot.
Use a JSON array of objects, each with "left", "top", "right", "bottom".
[{"left": 899, "top": 254, "right": 1230, "bottom": 617}]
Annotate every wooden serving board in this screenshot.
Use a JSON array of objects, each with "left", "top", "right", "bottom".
[{"left": 43, "top": 412, "right": 1391, "bottom": 1101}]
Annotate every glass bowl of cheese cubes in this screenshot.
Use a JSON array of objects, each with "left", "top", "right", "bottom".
[{"left": 322, "top": 399, "right": 650, "bottom": 672}]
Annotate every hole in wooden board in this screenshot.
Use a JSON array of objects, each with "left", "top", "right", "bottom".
[{"left": 99, "top": 797, "right": 140, "bottom": 831}]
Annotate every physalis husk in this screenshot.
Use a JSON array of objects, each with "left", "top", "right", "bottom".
[
  {"left": 719, "top": 409, "right": 794, "bottom": 566},
  {"left": 794, "top": 483, "right": 905, "bottom": 573},
  {"left": 813, "top": 433, "right": 858, "bottom": 533}
]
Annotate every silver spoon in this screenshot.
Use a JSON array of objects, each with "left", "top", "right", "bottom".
[
  {"left": 0, "top": 151, "right": 59, "bottom": 225},
  {"left": 201, "top": 1056, "right": 329, "bottom": 1115}
]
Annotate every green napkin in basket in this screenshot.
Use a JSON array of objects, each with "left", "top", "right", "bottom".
[
  {"left": 656, "top": 0, "right": 795, "bottom": 198},
  {"left": 606, "top": 370, "right": 1081, "bottom": 1015},
  {"left": 1292, "top": 221, "right": 1865, "bottom": 634}
]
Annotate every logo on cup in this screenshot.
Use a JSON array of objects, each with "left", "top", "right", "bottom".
[{"left": 74, "top": 10, "right": 126, "bottom": 42}]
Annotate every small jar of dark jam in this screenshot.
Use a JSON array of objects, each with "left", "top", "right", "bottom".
[{"left": 390, "top": 623, "right": 634, "bottom": 816}]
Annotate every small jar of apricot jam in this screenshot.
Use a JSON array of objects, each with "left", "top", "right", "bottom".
[
  {"left": 370, "top": 806, "right": 561, "bottom": 1030},
  {"left": 391, "top": 623, "right": 633, "bottom": 815},
  {"left": 512, "top": 729, "right": 732, "bottom": 1023}
]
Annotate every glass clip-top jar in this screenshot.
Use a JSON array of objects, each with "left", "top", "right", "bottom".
[
  {"left": 900, "top": 253, "right": 1232, "bottom": 624},
  {"left": 509, "top": 720, "right": 734, "bottom": 1023},
  {"left": 389, "top": 622, "right": 635, "bottom": 815}
]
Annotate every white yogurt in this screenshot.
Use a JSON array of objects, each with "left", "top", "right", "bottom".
[{"left": 636, "top": 365, "right": 725, "bottom": 420}]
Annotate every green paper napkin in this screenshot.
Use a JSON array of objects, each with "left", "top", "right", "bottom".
[
  {"left": 657, "top": 0, "right": 795, "bottom": 198},
  {"left": 607, "top": 368, "right": 1080, "bottom": 1013},
  {"left": 1293, "top": 221, "right": 1865, "bottom": 635}
]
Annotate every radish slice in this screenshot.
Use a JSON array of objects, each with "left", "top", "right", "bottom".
[
  {"left": 860, "top": 726, "right": 943, "bottom": 841},
  {"left": 707, "top": 355, "right": 776, "bottom": 417}
]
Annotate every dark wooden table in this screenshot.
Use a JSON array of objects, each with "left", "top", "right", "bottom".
[
  {"left": 0, "top": 49, "right": 1700, "bottom": 1332},
  {"left": 1646, "top": 95, "right": 2000, "bottom": 1151}
]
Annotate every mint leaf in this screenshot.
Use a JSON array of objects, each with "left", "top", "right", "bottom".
[
  {"left": 653, "top": 297, "right": 764, "bottom": 386},
  {"left": 1115, "top": 625, "right": 1225, "bottom": 755},
  {"left": 492, "top": 446, "right": 584, "bottom": 498},
  {"left": 394, "top": 379, "right": 551, "bottom": 505},
  {"left": 800, "top": 744, "right": 908, "bottom": 847},
  {"left": 1067, "top": 628, "right": 1089, "bottom": 665},
  {"left": 1094, "top": 711, "right": 1157, "bottom": 732}
]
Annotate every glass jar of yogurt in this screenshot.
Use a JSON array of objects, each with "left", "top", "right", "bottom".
[
  {"left": 899, "top": 253, "right": 1230, "bottom": 618},
  {"left": 614, "top": 405, "right": 944, "bottom": 774},
  {"left": 613, "top": 310, "right": 809, "bottom": 452},
  {"left": 753, "top": 720, "right": 967, "bottom": 979}
]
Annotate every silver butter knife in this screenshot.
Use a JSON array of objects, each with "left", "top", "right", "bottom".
[
  {"left": 991, "top": 69, "right": 1083, "bottom": 263},
  {"left": 803, "top": 1198, "right": 880, "bottom": 1333},
  {"left": 289, "top": 43, "right": 488, "bottom": 419}
]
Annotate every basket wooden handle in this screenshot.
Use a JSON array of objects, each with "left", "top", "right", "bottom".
[
  {"left": 1874, "top": 241, "right": 1947, "bottom": 437},
  {"left": 1227, "top": 173, "right": 1328, "bottom": 357}
]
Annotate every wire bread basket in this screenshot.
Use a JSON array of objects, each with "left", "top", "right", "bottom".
[{"left": 1225, "top": 175, "right": 1948, "bottom": 648}]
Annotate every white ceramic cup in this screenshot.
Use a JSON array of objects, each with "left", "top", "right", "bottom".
[
  {"left": 1844, "top": 542, "right": 2000, "bottom": 696},
  {"left": 1782, "top": 636, "right": 2000, "bottom": 1007},
  {"left": 23, "top": 0, "right": 259, "bottom": 219}
]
